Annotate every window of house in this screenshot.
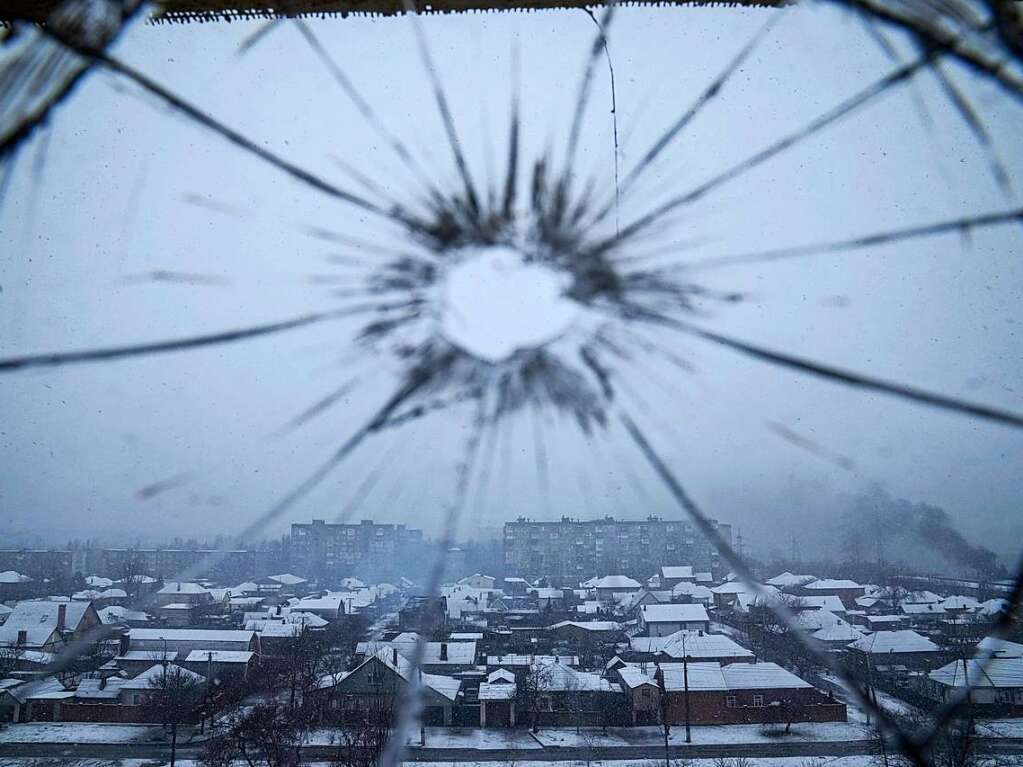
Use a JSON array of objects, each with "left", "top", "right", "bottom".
[
  {"left": 726, "top": 696, "right": 737, "bottom": 708},
  {"left": 753, "top": 695, "right": 765, "bottom": 707}
]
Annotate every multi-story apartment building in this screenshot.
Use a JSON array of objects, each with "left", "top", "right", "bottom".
[
  {"left": 0, "top": 549, "right": 74, "bottom": 582},
  {"left": 289, "top": 519, "right": 424, "bottom": 580},
  {"left": 89, "top": 548, "right": 283, "bottom": 583},
  {"left": 503, "top": 516, "right": 731, "bottom": 583}
]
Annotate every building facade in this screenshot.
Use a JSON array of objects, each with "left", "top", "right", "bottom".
[
  {"left": 0, "top": 550, "right": 73, "bottom": 582},
  {"left": 88, "top": 548, "right": 282, "bottom": 583},
  {"left": 289, "top": 519, "right": 424, "bottom": 580},
  {"left": 503, "top": 516, "right": 731, "bottom": 583}
]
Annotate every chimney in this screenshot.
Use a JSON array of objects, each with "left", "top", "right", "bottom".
[
  {"left": 118, "top": 632, "right": 130, "bottom": 656},
  {"left": 99, "top": 676, "right": 107, "bottom": 690},
  {"left": 440, "top": 643, "right": 448, "bottom": 661},
  {"left": 57, "top": 603, "right": 67, "bottom": 632},
  {"left": 392, "top": 648, "right": 399, "bottom": 666},
  {"left": 16, "top": 630, "right": 27, "bottom": 646}
]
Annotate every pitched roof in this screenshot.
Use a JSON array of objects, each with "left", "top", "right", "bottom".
[
  {"left": 130, "top": 628, "right": 255, "bottom": 644},
  {"left": 538, "top": 663, "right": 617, "bottom": 692},
  {"left": 0, "top": 600, "right": 93, "bottom": 646},
  {"left": 594, "top": 575, "right": 641, "bottom": 589},
  {"left": 977, "top": 637, "right": 1023, "bottom": 659},
  {"left": 766, "top": 572, "right": 817, "bottom": 588},
  {"left": 847, "top": 630, "right": 940, "bottom": 654},
  {"left": 641, "top": 603, "right": 709, "bottom": 624},
  {"left": 660, "top": 566, "right": 694, "bottom": 579},
  {"left": 121, "top": 664, "right": 205, "bottom": 690},
  {"left": 901, "top": 603, "right": 946, "bottom": 615},
  {"left": 358, "top": 639, "right": 476, "bottom": 666},
  {"left": 671, "top": 582, "right": 713, "bottom": 600},
  {"left": 721, "top": 662, "right": 813, "bottom": 690},
  {"left": 930, "top": 656, "right": 1023, "bottom": 689},
  {"left": 478, "top": 681, "right": 516, "bottom": 700},
  {"left": 360, "top": 648, "right": 461, "bottom": 701},
  {"left": 630, "top": 630, "right": 755, "bottom": 660},
  {"left": 805, "top": 579, "right": 861, "bottom": 590},
  {"left": 75, "top": 676, "right": 126, "bottom": 700},
  {"left": 547, "top": 620, "right": 621, "bottom": 633},
  {"left": 267, "top": 574, "right": 307, "bottom": 586},
  {"left": 184, "top": 650, "right": 254, "bottom": 663},
  {"left": 157, "top": 582, "right": 209, "bottom": 595},
  {"left": 812, "top": 623, "right": 865, "bottom": 643},
  {"left": 487, "top": 654, "right": 578, "bottom": 666},
  {"left": 619, "top": 661, "right": 811, "bottom": 692},
  {"left": 799, "top": 595, "right": 846, "bottom": 613}
]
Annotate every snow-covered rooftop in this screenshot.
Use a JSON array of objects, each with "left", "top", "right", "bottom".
[
  {"left": 547, "top": 620, "right": 621, "bottom": 633},
  {"left": 183, "top": 650, "right": 254, "bottom": 663},
  {"left": 641, "top": 603, "right": 709, "bottom": 624},
  {"left": 765, "top": 572, "right": 817, "bottom": 588},
  {"left": 156, "top": 582, "right": 208, "bottom": 595},
  {"left": 847, "top": 630, "right": 940, "bottom": 654},
  {"left": 594, "top": 575, "right": 642, "bottom": 590},
  {"left": 805, "top": 579, "right": 862, "bottom": 590},
  {"left": 630, "top": 630, "right": 754, "bottom": 660},
  {"left": 130, "top": 628, "right": 255, "bottom": 643},
  {"left": 121, "top": 664, "right": 205, "bottom": 690},
  {"left": 930, "top": 656, "right": 1023, "bottom": 689},
  {"left": 660, "top": 566, "right": 694, "bottom": 580}
]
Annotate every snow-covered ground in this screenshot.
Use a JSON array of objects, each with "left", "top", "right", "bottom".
[
  {"left": 977, "top": 719, "right": 1023, "bottom": 738},
  {"left": 819, "top": 673, "right": 919, "bottom": 724},
  {"left": 304, "top": 726, "right": 543, "bottom": 749},
  {"left": 533, "top": 723, "right": 873, "bottom": 747},
  {"left": 0, "top": 723, "right": 165, "bottom": 744}
]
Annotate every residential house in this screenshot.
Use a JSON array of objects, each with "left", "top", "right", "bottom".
[
  {"left": 546, "top": 621, "right": 623, "bottom": 644},
  {"left": 0, "top": 572, "right": 35, "bottom": 601},
  {"left": 616, "top": 660, "right": 846, "bottom": 726},
  {"left": 846, "top": 630, "right": 943, "bottom": 671},
  {"left": 114, "top": 628, "right": 259, "bottom": 676},
  {"left": 0, "top": 677, "right": 74, "bottom": 722},
  {"left": 628, "top": 630, "right": 755, "bottom": 664},
  {"left": 801, "top": 579, "right": 865, "bottom": 608},
  {"left": 478, "top": 668, "right": 517, "bottom": 727},
  {"left": 356, "top": 633, "right": 477, "bottom": 674},
  {"left": 458, "top": 574, "right": 497, "bottom": 590},
  {"left": 659, "top": 566, "right": 695, "bottom": 590},
  {"left": 765, "top": 572, "right": 817, "bottom": 592},
  {"left": 0, "top": 601, "right": 100, "bottom": 652},
  {"left": 640, "top": 604, "right": 710, "bottom": 637},
  {"left": 926, "top": 644, "right": 1023, "bottom": 712},
  {"left": 594, "top": 576, "right": 642, "bottom": 602},
  {"left": 313, "top": 647, "right": 460, "bottom": 725}
]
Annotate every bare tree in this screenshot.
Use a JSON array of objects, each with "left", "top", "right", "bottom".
[
  {"left": 327, "top": 695, "right": 393, "bottom": 767},
  {"left": 202, "top": 701, "right": 306, "bottom": 767},
  {"left": 264, "top": 628, "right": 328, "bottom": 709},
  {"left": 516, "top": 663, "right": 554, "bottom": 733},
  {"left": 144, "top": 665, "right": 204, "bottom": 767},
  {"left": 120, "top": 554, "right": 150, "bottom": 602}
]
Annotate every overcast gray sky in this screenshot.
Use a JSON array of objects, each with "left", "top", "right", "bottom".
[{"left": 1, "top": 4, "right": 1021, "bottom": 564}]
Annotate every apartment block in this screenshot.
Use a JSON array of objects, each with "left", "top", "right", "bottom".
[
  {"left": 289, "top": 519, "right": 424, "bottom": 580},
  {"left": 503, "top": 516, "right": 731, "bottom": 583}
]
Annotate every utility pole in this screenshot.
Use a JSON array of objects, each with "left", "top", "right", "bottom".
[{"left": 681, "top": 633, "right": 692, "bottom": 744}]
